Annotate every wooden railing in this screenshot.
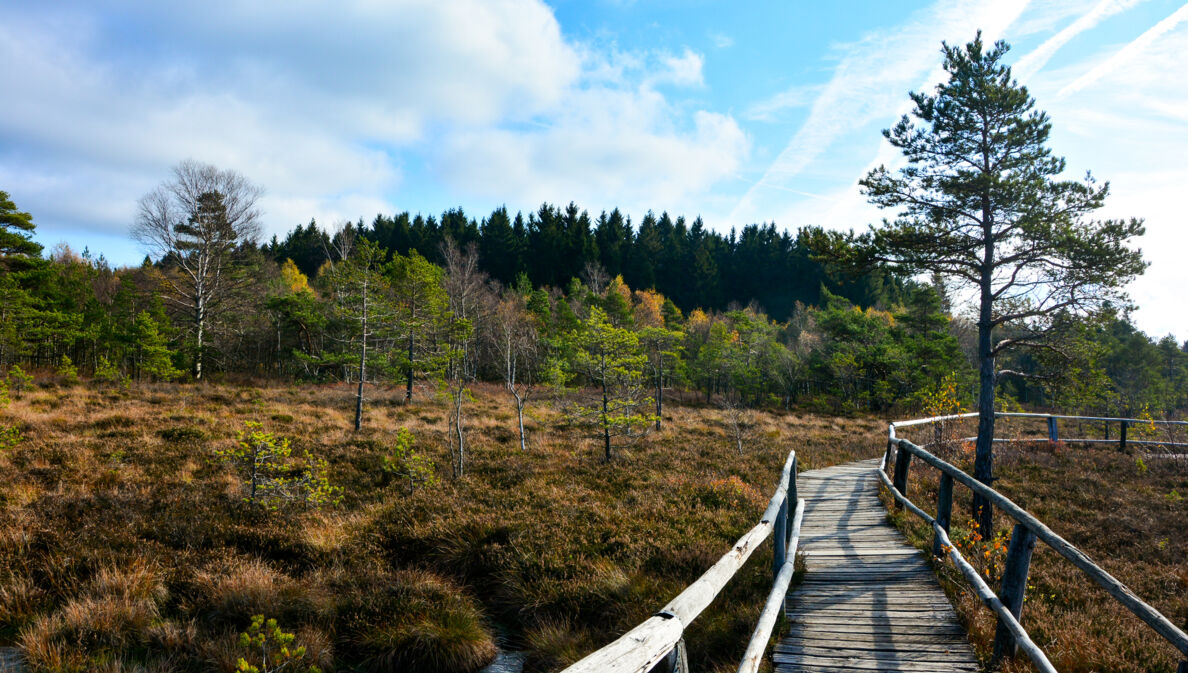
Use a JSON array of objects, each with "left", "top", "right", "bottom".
[
  {"left": 561, "top": 450, "right": 804, "bottom": 673},
  {"left": 894, "top": 410, "right": 1188, "bottom": 451},
  {"left": 883, "top": 414, "right": 1188, "bottom": 673}
]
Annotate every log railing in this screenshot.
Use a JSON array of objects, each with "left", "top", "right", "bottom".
[
  {"left": 884, "top": 415, "right": 1188, "bottom": 673},
  {"left": 893, "top": 410, "right": 1188, "bottom": 451},
  {"left": 561, "top": 450, "right": 805, "bottom": 673}
]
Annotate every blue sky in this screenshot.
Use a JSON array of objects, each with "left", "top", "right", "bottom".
[{"left": 2, "top": 0, "right": 1186, "bottom": 339}]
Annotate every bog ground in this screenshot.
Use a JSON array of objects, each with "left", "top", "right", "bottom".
[{"left": 0, "top": 381, "right": 883, "bottom": 673}]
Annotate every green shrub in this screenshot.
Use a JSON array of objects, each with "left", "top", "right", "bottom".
[
  {"left": 214, "top": 422, "right": 342, "bottom": 509},
  {"left": 382, "top": 428, "right": 438, "bottom": 494},
  {"left": 55, "top": 355, "right": 79, "bottom": 384},
  {"left": 0, "top": 424, "right": 20, "bottom": 452},
  {"left": 5, "top": 365, "right": 33, "bottom": 398},
  {"left": 234, "top": 614, "right": 322, "bottom": 673},
  {"left": 93, "top": 355, "right": 129, "bottom": 388}
]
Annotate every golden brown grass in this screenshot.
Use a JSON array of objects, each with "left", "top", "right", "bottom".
[
  {"left": 0, "top": 380, "right": 883, "bottom": 672},
  {"left": 884, "top": 420, "right": 1188, "bottom": 673}
]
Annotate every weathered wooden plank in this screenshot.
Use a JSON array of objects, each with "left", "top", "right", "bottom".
[
  {"left": 775, "top": 648, "right": 978, "bottom": 663},
  {"left": 774, "top": 659, "right": 978, "bottom": 672}
]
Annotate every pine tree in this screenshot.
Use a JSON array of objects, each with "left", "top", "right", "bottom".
[{"left": 857, "top": 34, "right": 1146, "bottom": 535}]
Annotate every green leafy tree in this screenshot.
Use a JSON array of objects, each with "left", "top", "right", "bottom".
[
  {"left": 0, "top": 191, "right": 42, "bottom": 268},
  {"left": 320, "top": 238, "right": 395, "bottom": 431},
  {"left": 564, "top": 306, "right": 654, "bottom": 461},
  {"left": 854, "top": 34, "right": 1146, "bottom": 535}
]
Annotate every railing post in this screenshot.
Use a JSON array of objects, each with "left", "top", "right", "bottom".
[
  {"left": 773, "top": 492, "right": 788, "bottom": 580},
  {"left": 788, "top": 454, "right": 798, "bottom": 548},
  {"left": 1120, "top": 421, "right": 1128, "bottom": 451},
  {"left": 1047, "top": 416, "right": 1058, "bottom": 443},
  {"left": 648, "top": 639, "right": 687, "bottom": 673},
  {"left": 991, "top": 523, "right": 1038, "bottom": 666},
  {"left": 892, "top": 442, "right": 912, "bottom": 507},
  {"left": 884, "top": 437, "right": 895, "bottom": 477},
  {"left": 932, "top": 473, "right": 954, "bottom": 558}
]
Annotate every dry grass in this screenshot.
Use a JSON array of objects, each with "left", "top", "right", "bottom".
[
  {"left": 0, "top": 380, "right": 883, "bottom": 672},
  {"left": 884, "top": 422, "right": 1188, "bottom": 673}
]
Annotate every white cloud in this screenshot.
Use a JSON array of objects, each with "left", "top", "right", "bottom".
[
  {"left": 0, "top": 1, "right": 748, "bottom": 255},
  {"left": 651, "top": 48, "right": 706, "bottom": 88},
  {"left": 435, "top": 90, "right": 748, "bottom": 217},
  {"left": 709, "top": 32, "right": 734, "bottom": 49},
  {"left": 744, "top": 84, "right": 824, "bottom": 121},
  {"left": 0, "top": 0, "right": 581, "bottom": 244}
]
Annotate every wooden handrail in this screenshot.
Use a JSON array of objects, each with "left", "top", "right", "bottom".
[
  {"left": 561, "top": 450, "right": 799, "bottom": 673},
  {"left": 883, "top": 416, "right": 1188, "bottom": 668},
  {"left": 890, "top": 411, "right": 1188, "bottom": 429},
  {"left": 737, "top": 498, "right": 804, "bottom": 673},
  {"left": 877, "top": 451, "right": 1057, "bottom": 673}
]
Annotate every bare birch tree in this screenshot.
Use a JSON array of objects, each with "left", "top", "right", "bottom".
[{"left": 131, "top": 160, "right": 263, "bottom": 379}]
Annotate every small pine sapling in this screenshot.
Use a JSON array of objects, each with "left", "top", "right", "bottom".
[
  {"left": 214, "top": 422, "right": 341, "bottom": 509},
  {"left": 55, "top": 355, "right": 79, "bottom": 384},
  {"left": 382, "top": 428, "right": 438, "bottom": 494},
  {"left": 0, "top": 380, "right": 17, "bottom": 451},
  {"left": 5, "top": 365, "right": 33, "bottom": 398},
  {"left": 93, "top": 355, "right": 129, "bottom": 388},
  {"left": 235, "top": 614, "right": 322, "bottom": 673}
]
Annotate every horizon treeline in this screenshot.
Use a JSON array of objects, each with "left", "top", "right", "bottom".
[
  {"left": 265, "top": 203, "right": 906, "bottom": 319},
  {"left": 2, "top": 191, "right": 1187, "bottom": 419}
]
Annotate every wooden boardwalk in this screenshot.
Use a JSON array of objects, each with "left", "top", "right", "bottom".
[{"left": 774, "top": 459, "right": 979, "bottom": 673}]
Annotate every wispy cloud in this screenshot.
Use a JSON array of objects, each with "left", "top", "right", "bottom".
[
  {"left": 1058, "top": 2, "right": 1188, "bottom": 96},
  {"left": 1013, "top": 0, "right": 1143, "bottom": 80},
  {"left": 729, "top": 0, "right": 1031, "bottom": 227},
  {"left": 709, "top": 32, "right": 734, "bottom": 49},
  {"left": 744, "top": 84, "right": 823, "bottom": 121}
]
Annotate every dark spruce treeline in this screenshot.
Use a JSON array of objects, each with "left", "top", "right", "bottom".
[
  {"left": 265, "top": 203, "right": 903, "bottom": 320},
  {"left": 2, "top": 187, "right": 1186, "bottom": 423}
]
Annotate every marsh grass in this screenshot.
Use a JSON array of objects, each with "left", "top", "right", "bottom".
[
  {"left": 0, "top": 381, "right": 882, "bottom": 672},
  {"left": 883, "top": 424, "right": 1187, "bottom": 673}
]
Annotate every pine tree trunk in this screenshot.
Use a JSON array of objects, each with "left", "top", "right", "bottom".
[
  {"left": 973, "top": 197, "right": 996, "bottom": 538},
  {"left": 655, "top": 358, "right": 663, "bottom": 431},
  {"left": 354, "top": 282, "right": 367, "bottom": 432},
  {"left": 602, "top": 354, "right": 611, "bottom": 461},
  {"left": 405, "top": 331, "right": 414, "bottom": 402}
]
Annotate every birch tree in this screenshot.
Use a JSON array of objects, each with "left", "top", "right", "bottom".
[{"left": 131, "top": 160, "right": 263, "bottom": 379}]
